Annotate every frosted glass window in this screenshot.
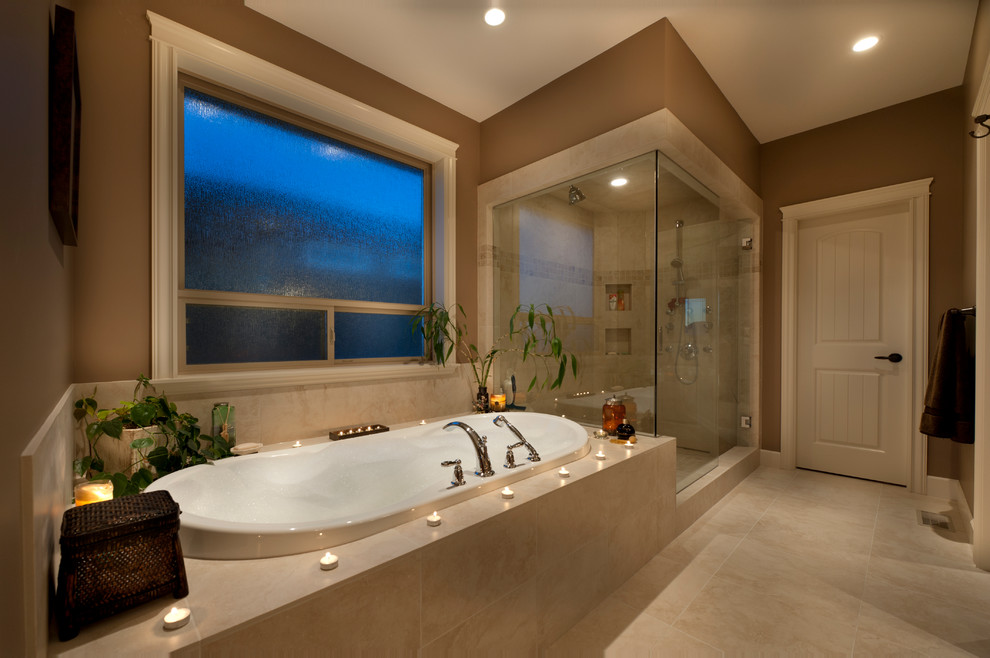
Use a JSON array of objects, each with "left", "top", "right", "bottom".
[
  {"left": 183, "top": 87, "right": 426, "bottom": 305},
  {"left": 334, "top": 312, "right": 423, "bottom": 360},
  {"left": 186, "top": 305, "right": 327, "bottom": 365}
]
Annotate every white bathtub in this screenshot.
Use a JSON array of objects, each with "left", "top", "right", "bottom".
[{"left": 146, "top": 412, "right": 589, "bottom": 559}]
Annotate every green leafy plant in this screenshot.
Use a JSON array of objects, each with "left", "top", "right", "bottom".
[
  {"left": 73, "top": 375, "right": 233, "bottom": 498},
  {"left": 413, "top": 302, "right": 578, "bottom": 393}
]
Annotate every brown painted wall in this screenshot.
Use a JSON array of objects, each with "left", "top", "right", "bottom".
[
  {"left": 70, "top": 0, "right": 481, "bottom": 382},
  {"left": 1, "top": 0, "right": 76, "bottom": 652},
  {"left": 662, "top": 22, "right": 761, "bottom": 195},
  {"left": 958, "top": 0, "right": 990, "bottom": 509},
  {"left": 480, "top": 20, "right": 761, "bottom": 193},
  {"left": 759, "top": 88, "right": 967, "bottom": 479}
]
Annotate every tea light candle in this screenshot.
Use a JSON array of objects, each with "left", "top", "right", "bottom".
[
  {"left": 292, "top": 440, "right": 302, "bottom": 448},
  {"left": 74, "top": 480, "right": 113, "bottom": 506},
  {"left": 595, "top": 450, "right": 607, "bottom": 460},
  {"left": 490, "top": 393, "right": 506, "bottom": 412},
  {"left": 625, "top": 441, "right": 636, "bottom": 449},
  {"left": 501, "top": 486, "right": 514, "bottom": 499},
  {"left": 163, "top": 606, "right": 190, "bottom": 631},
  {"left": 426, "top": 511, "right": 442, "bottom": 527},
  {"left": 319, "top": 551, "right": 338, "bottom": 571},
  {"left": 420, "top": 419, "right": 426, "bottom": 425},
  {"left": 558, "top": 467, "right": 570, "bottom": 479}
]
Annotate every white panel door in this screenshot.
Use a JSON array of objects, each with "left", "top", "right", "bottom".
[{"left": 796, "top": 206, "right": 913, "bottom": 485}]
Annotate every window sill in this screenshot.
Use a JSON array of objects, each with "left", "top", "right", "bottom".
[{"left": 153, "top": 362, "right": 461, "bottom": 395}]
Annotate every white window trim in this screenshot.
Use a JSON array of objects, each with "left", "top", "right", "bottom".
[{"left": 148, "top": 12, "right": 457, "bottom": 392}]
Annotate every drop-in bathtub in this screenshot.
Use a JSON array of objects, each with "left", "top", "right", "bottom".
[{"left": 146, "top": 412, "right": 589, "bottom": 559}]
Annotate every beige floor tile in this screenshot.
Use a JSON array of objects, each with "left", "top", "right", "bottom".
[
  {"left": 719, "top": 534, "right": 869, "bottom": 601},
  {"left": 779, "top": 471, "right": 882, "bottom": 520},
  {"left": 855, "top": 602, "right": 978, "bottom": 657},
  {"left": 871, "top": 502, "right": 976, "bottom": 568},
  {"left": 658, "top": 522, "right": 744, "bottom": 574},
  {"left": 546, "top": 598, "right": 665, "bottom": 658},
  {"left": 747, "top": 494, "right": 876, "bottom": 558},
  {"left": 852, "top": 628, "right": 928, "bottom": 657},
  {"left": 861, "top": 576, "right": 990, "bottom": 654},
  {"left": 546, "top": 597, "right": 722, "bottom": 658},
  {"left": 610, "top": 554, "right": 714, "bottom": 624},
  {"left": 673, "top": 574, "right": 858, "bottom": 655},
  {"left": 866, "top": 552, "right": 990, "bottom": 615}
]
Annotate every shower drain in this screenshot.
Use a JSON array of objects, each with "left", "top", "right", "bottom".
[{"left": 917, "top": 510, "right": 954, "bottom": 531}]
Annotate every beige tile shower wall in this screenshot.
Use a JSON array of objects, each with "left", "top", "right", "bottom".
[{"left": 76, "top": 368, "right": 474, "bottom": 448}]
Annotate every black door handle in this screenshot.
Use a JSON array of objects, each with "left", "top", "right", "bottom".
[{"left": 874, "top": 353, "right": 903, "bottom": 363}]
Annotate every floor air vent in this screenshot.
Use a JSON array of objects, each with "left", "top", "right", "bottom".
[{"left": 917, "top": 510, "right": 954, "bottom": 531}]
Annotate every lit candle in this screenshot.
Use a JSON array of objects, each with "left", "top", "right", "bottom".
[
  {"left": 595, "top": 450, "right": 607, "bottom": 460},
  {"left": 74, "top": 480, "right": 114, "bottom": 506},
  {"left": 319, "top": 551, "right": 338, "bottom": 571},
  {"left": 558, "top": 467, "right": 570, "bottom": 479},
  {"left": 490, "top": 393, "right": 506, "bottom": 412},
  {"left": 625, "top": 441, "right": 635, "bottom": 448},
  {"left": 163, "top": 606, "right": 190, "bottom": 631},
  {"left": 426, "top": 511, "right": 442, "bottom": 527},
  {"left": 501, "top": 486, "right": 514, "bottom": 499},
  {"left": 292, "top": 440, "right": 302, "bottom": 448},
  {"left": 419, "top": 420, "right": 426, "bottom": 425}
]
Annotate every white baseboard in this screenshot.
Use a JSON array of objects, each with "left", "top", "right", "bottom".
[
  {"left": 926, "top": 475, "right": 972, "bottom": 512},
  {"left": 760, "top": 449, "right": 782, "bottom": 469}
]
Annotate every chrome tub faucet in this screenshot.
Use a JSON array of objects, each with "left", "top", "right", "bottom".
[
  {"left": 493, "top": 415, "right": 540, "bottom": 467},
  {"left": 442, "top": 421, "right": 496, "bottom": 477}
]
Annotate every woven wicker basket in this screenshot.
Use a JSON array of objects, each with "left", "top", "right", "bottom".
[{"left": 55, "top": 490, "right": 189, "bottom": 641}]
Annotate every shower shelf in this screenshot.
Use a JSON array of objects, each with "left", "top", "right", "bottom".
[
  {"left": 604, "top": 327, "right": 631, "bottom": 355},
  {"left": 605, "top": 283, "right": 632, "bottom": 311}
]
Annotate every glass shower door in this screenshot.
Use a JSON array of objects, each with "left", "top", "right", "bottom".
[{"left": 656, "top": 154, "right": 721, "bottom": 491}]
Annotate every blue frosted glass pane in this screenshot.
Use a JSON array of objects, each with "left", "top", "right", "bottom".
[
  {"left": 183, "top": 87, "right": 425, "bottom": 305},
  {"left": 334, "top": 312, "right": 423, "bottom": 360},
  {"left": 186, "top": 305, "right": 327, "bottom": 365}
]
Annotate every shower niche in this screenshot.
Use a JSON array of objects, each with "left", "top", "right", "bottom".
[{"left": 491, "top": 150, "right": 756, "bottom": 491}]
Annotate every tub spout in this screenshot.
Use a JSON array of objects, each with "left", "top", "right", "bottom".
[
  {"left": 493, "top": 415, "right": 541, "bottom": 463},
  {"left": 442, "top": 421, "right": 496, "bottom": 477}
]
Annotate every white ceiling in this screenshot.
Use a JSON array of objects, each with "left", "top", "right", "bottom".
[{"left": 246, "top": 0, "right": 979, "bottom": 144}]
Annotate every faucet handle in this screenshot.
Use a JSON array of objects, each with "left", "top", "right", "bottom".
[
  {"left": 504, "top": 448, "right": 517, "bottom": 469},
  {"left": 441, "top": 459, "right": 465, "bottom": 487}
]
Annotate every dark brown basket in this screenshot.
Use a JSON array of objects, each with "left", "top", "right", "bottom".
[{"left": 55, "top": 490, "right": 189, "bottom": 641}]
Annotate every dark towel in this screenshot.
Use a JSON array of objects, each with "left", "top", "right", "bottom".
[{"left": 919, "top": 309, "right": 975, "bottom": 443}]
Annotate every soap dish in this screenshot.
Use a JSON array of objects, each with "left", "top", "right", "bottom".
[{"left": 231, "top": 442, "right": 263, "bottom": 455}]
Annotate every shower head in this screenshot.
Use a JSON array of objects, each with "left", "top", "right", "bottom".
[
  {"left": 671, "top": 257, "right": 686, "bottom": 285},
  {"left": 568, "top": 185, "right": 586, "bottom": 205}
]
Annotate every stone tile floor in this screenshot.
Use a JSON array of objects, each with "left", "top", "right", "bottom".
[{"left": 548, "top": 466, "right": 989, "bottom": 656}]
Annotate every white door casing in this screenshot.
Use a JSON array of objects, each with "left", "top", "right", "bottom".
[
  {"left": 780, "top": 179, "right": 931, "bottom": 493},
  {"left": 795, "top": 207, "right": 914, "bottom": 484},
  {"left": 971, "top": 53, "right": 990, "bottom": 571}
]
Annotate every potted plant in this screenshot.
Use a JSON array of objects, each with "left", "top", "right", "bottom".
[
  {"left": 74, "top": 375, "right": 233, "bottom": 497},
  {"left": 413, "top": 302, "right": 578, "bottom": 411}
]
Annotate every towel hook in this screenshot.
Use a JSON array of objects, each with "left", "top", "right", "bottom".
[{"left": 970, "top": 115, "right": 990, "bottom": 139}]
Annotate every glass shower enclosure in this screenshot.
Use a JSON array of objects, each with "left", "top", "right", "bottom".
[{"left": 492, "top": 151, "right": 753, "bottom": 491}]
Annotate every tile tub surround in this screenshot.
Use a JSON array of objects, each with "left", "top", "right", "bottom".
[
  {"left": 51, "top": 433, "right": 701, "bottom": 656},
  {"left": 73, "top": 365, "right": 475, "bottom": 453}
]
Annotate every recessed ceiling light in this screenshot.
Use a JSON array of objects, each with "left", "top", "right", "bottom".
[
  {"left": 852, "top": 36, "right": 879, "bottom": 52},
  {"left": 485, "top": 8, "right": 505, "bottom": 26},
  {"left": 610, "top": 177, "right": 628, "bottom": 187}
]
